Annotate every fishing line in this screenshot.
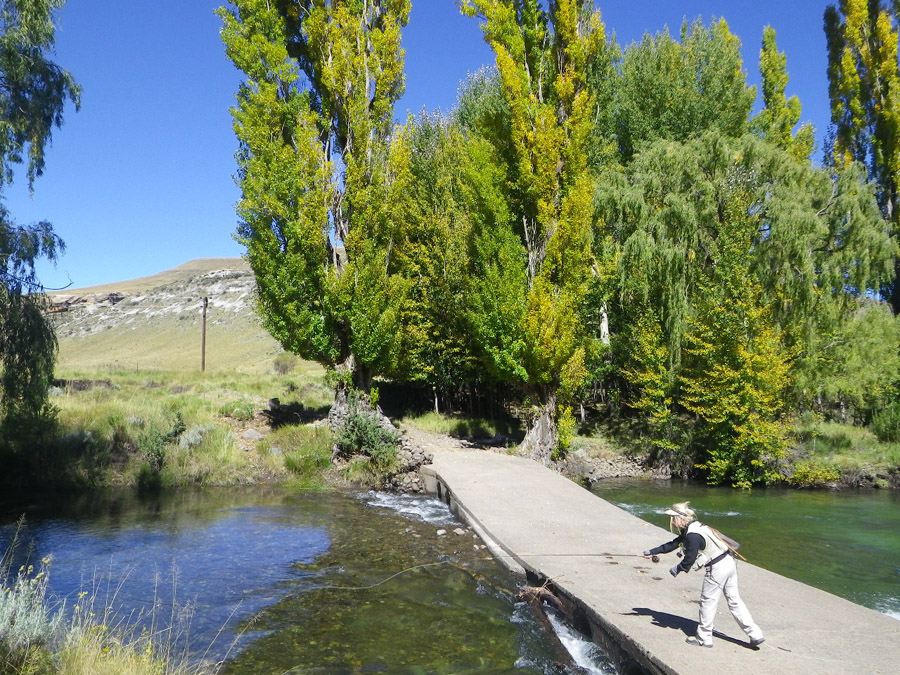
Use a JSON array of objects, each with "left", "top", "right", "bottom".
[
  {"left": 312, "top": 561, "right": 452, "bottom": 591},
  {"left": 311, "top": 552, "right": 657, "bottom": 593}
]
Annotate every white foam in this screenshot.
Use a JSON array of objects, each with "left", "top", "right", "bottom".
[
  {"left": 361, "top": 491, "right": 459, "bottom": 526},
  {"left": 876, "top": 599, "right": 900, "bottom": 621},
  {"left": 545, "top": 609, "right": 618, "bottom": 674}
]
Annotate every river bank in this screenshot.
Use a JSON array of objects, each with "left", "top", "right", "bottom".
[{"left": 4, "top": 369, "right": 900, "bottom": 495}]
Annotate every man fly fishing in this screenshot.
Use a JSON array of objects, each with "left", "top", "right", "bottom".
[{"left": 641, "top": 501, "right": 765, "bottom": 649}]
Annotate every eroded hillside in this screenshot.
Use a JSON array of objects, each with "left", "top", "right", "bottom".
[{"left": 47, "top": 259, "right": 292, "bottom": 374}]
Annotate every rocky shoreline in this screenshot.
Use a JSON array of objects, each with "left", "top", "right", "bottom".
[{"left": 397, "top": 426, "right": 900, "bottom": 492}]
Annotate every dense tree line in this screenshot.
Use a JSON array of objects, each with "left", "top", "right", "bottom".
[{"left": 221, "top": 0, "right": 900, "bottom": 486}]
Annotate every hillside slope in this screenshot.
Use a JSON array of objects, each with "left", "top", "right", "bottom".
[{"left": 48, "top": 258, "right": 293, "bottom": 374}]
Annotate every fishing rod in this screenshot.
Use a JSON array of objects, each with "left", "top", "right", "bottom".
[
  {"left": 488, "top": 552, "right": 662, "bottom": 563},
  {"left": 308, "top": 553, "right": 660, "bottom": 592}
]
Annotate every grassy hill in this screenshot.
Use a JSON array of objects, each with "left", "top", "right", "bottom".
[{"left": 47, "top": 258, "right": 312, "bottom": 375}]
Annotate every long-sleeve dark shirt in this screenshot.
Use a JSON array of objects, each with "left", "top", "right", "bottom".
[{"left": 647, "top": 529, "right": 706, "bottom": 573}]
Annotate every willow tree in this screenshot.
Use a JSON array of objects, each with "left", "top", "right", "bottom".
[
  {"left": 459, "top": 0, "right": 605, "bottom": 462},
  {"left": 219, "top": 0, "right": 410, "bottom": 405},
  {"left": 0, "top": 0, "right": 80, "bottom": 436},
  {"left": 601, "top": 131, "right": 894, "bottom": 484},
  {"left": 824, "top": 0, "right": 900, "bottom": 309}
]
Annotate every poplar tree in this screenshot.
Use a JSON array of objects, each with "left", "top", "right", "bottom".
[
  {"left": 387, "top": 112, "right": 499, "bottom": 412},
  {"left": 218, "top": 0, "right": 411, "bottom": 400},
  {"left": 753, "top": 25, "right": 814, "bottom": 162},
  {"left": 0, "top": 0, "right": 80, "bottom": 436},
  {"left": 824, "top": 0, "right": 900, "bottom": 308},
  {"left": 459, "top": 0, "right": 605, "bottom": 462}
]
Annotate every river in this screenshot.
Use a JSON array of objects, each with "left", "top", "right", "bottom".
[
  {"left": 0, "top": 486, "right": 615, "bottom": 674},
  {"left": 589, "top": 478, "right": 900, "bottom": 621},
  {"left": 3, "top": 479, "right": 896, "bottom": 673}
]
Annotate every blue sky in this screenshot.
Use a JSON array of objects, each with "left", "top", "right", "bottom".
[{"left": 11, "top": 0, "right": 834, "bottom": 290}]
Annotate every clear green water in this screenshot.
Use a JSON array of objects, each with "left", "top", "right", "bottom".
[
  {"left": 0, "top": 487, "right": 612, "bottom": 674},
  {"left": 589, "top": 479, "right": 900, "bottom": 620}
]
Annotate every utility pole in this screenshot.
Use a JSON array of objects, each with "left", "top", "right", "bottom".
[{"left": 201, "top": 296, "right": 208, "bottom": 372}]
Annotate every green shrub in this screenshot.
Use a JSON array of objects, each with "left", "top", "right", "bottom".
[
  {"left": 873, "top": 401, "right": 900, "bottom": 442},
  {"left": 335, "top": 396, "right": 399, "bottom": 474},
  {"left": 273, "top": 353, "right": 299, "bottom": 375},
  {"left": 554, "top": 405, "right": 576, "bottom": 460},
  {"left": 787, "top": 460, "right": 842, "bottom": 487},
  {"left": 269, "top": 425, "right": 333, "bottom": 484},
  {"left": 136, "top": 414, "right": 186, "bottom": 488},
  {"left": 284, "top": 440, "right": 332, "bottom": 485}
]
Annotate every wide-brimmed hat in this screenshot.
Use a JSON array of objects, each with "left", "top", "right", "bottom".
[{"left": 663, "top": 502, "right": 696, "bottom": 520}]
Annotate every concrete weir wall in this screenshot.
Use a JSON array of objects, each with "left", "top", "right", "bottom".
[{"left": 420, "top": 450, "right": 900, "bottom": 675}]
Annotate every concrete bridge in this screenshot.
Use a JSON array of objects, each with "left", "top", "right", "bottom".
[{"left": 420, "top": 448, "right": 900, "bottom": 675}]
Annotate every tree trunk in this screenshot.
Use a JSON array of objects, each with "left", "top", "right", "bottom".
[{"left": 519, "top": 391, "right": 558, "bottom": 465}]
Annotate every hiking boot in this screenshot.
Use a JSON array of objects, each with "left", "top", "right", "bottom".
[
  {"left": 685, "top": 636, "right": 713, "bottom": 648},
  {"left": 750, "top": 637, "right": 766, "bottom": 648}
]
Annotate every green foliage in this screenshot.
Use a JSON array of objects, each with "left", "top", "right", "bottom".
[
  {"left": 387, "top": 113, "right": 485, "bottom": 394},
  {"left": 137, "top": 413, "right": 185, "bottom": 487},
  {"left": 824, "top": 0, "right": 900, "bottom": 309},
  {"left": 618, "top": 310, "right": 687, "bottom": 468},
  {"left": 786, "top": 460, "right": 842, "bottom": 487},
  {"left": 0, "top": 0, "right": 80, "bottom": 438},
  {"left": 679, "top": 273, "right": 792, "bottom": 487},
  {"left": 219, "top": 0, "right": 412, "bottom": 389},
  {"left": 0, "top": 289, "right": 58, "bottom": 438},
  {"left": 218, "top": 399, "right": 255, "bottom": 421},
  {"left": 0, "top": 0, "right": 81, "bottom": 188},
  {"left": 272, "top": 425, "right": 333, "bottom": 486},
  {"left": 601, "top": 132, "right": 894, "bottom": 451},
  {"left": 873, "top": 401, "right": 900, "bottom": 442},
  {"left": 615, "top": 18, "right": 755, "bottom": 160},
  {"left": 554, "top": 405, "right": 576, "bottom": 460},
  {"left": 460, "top": 0, "right": 607, "bottom": 461},
  {"left": 795, "top": 300, "right": 900, "bottom": 422},
  {"left": 334, "top": 395, "right": 400, "bottom": 475},
  {"left": 752, "top": 25, "right": 814, "bottom": 161},
  {"left": 791, "top": 416, "right": 900, "bottom": 480}
]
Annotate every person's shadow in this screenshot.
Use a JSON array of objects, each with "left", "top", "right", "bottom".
[{"left": 627, "top": 607, "right": 749, "bottom": 648}]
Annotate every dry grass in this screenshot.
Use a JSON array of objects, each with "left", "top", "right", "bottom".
[{"left": 55, "top": 312, "right": 286, "bottom": 374}]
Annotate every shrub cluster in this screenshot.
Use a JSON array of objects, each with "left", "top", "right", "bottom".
[
  {"left": 872, "top": 401, "right": 900, "bottom": 442},
  {"left": 335, "top": 395, "right": 400, "bottom": 475}
]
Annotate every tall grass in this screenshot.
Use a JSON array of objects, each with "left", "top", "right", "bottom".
[
  {"left": 1, "top": 521, "right": 218, "bottom": 675},
  {"left": 13, "top": 370, "right": 336, "bottom": 490},
  {"left": 259, "top": 424, "right": 334, "bottom": 489}
]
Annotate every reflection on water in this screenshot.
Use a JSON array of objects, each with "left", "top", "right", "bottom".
[
  {"left": 590, "top": 478, "right": 900, "bottom": 620},
  {"left": 0, "top": 487, "right": 615, "bottom": 673}
]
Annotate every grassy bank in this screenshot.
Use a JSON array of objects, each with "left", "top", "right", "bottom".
[
  {"left": 788, "top": 414, "right": 900, "bottom": 488},
  {"left": 5, "top": 365, "right": 899, "bottom": 493},
  {"left": 3, "top": 366, "right": 338, "bottom": 492}
]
